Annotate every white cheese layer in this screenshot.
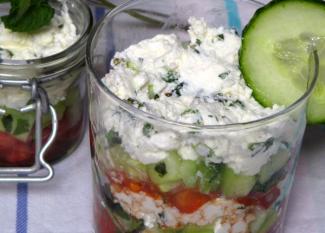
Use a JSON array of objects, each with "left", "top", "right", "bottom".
[
  {"left": 0, "top": 1, "right": 79, "bottom": 109},
  {"left": 99, "top": 18, "right": 300, "bottom": 175},
  {"left": 111, "top": 187, "right": 258, "bottom": 230},
  {"left": 0, "top": 1, "right": 78, "bottom": 60}
]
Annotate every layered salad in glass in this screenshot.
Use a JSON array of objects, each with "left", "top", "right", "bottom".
[
  {"left": 91, "top": 16, "right": 307, "bottom": 233},
  {"left": 0, "top": 0, "right": 89, "bottom": 166}
]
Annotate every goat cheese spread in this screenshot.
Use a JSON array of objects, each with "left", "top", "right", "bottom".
[
  {"left": 96, "top": 17, "right": 302, "bottom": 233},
  {"left": 0, "top": 1, "right": 78, "bottom": 60},
  {"left": 0, "top": 0, "right": 79, "bottom": 109},
  {"left": 101, "top": 17, "right": 296, "bottom": 175}
]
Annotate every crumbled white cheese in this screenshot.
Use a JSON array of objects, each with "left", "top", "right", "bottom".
[
  {"left": 112, "top": 187, "right": 259, "bottom": 230},
  {"left": 0, "top": 1, "right": 78, "bottom": 60},
  {"left": 0, "top": 1, "right": 79, "bottom": 109},
  {"left": 99, "top": 18, "right": 298, "bottom": 175}
]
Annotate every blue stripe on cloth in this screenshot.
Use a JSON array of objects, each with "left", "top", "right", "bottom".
[
  {"left": 95, "top": 7, "right": 106, "bottom": 22},
  {"left": 16, "top": 183, "right": 28, "bottom": 233},
  {"left": 224, "top": 0, "right": 241, "bottom": 32}
]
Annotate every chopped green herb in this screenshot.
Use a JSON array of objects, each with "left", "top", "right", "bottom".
[
  {"left": 126, "top": 60, "right": 138, "bottom": 72},
  {"left": 106, "top": 130, "right": 122, "bottom": 146},
  {"left": 1, "top": 0, "right": 55, "bottom": 33},
  {"left": 172, "top": 82, "right": 185, "bottom": 97},
  {"left": 193, "top": 48, "right": 200, "bottom": 54},
  {"left": 218, "top": 71, "right": 230, "bottom": 79},
  {"left": 213, "top": 93, "right": 228, "bottom": 104},
  {"left": 2, "top": 114, "right": 13, "bottom": 133},
  {"left": 229, "top": 100, "right": 245, "bottom": 109},
  {"left": 162, "top": 70, "right": 179, "bottom": 83},
  {"left": 112, "top": 57, "right": 125, "bottom": 66},
  {"left": 198, "top": 162, "right": 223, "bottom": 193},
  {"left": 217, "top": 34, "right": 224, "bottom": 40},
  {"left": 248, "top": 137, "right": 275, "bottom": 157},
  {"left": 154, "top": 162, "right": 167, "bottom": 177},
  {"left": 195, "top": 119, "right": 203, "bottom": 126},
  {"left": 196, "top": 39, "right": 202, "bottom": 45},
  {"left": 58, "top": 24, "right": 63, "bottom": 29},
  {"left": 189, "top": 44, "right": 200, "bottom": 54},
  {"left": 126, "top": 98, "right": 144, "bottom": 108},
  {"left": 181, "top": 109, "right": 199, "bottom": 116},
  {"left": 147, "top": 84, "right": 159, "bottom": 100},
  {"left": 142, "top": 123, "right": 154, "bottom": 137},
  {"left": 147, "top": 83, "right": 155, "bottom": 100}
]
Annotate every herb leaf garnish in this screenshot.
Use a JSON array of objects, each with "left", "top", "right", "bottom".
[{"left": 1, "top": 0, "right": 55, "bottom": 33}]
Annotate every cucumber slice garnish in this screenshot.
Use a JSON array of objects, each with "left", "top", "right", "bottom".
[
  {"left": 220, "top": 165, "right": 256, "bottom": 198},
  {"left": 240, "top": 0, "right": 325, "bottom": 124}
]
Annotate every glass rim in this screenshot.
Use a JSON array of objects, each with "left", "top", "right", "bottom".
[
  {"left": 86, "top": 0, "right": 319, "bottom": 132},
  {"left": 0, "top": 0, "right": 92, "bottom": 67}
]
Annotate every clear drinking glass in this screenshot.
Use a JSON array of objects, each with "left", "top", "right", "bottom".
[
  {"left": 86, "top": 0, "right": 318, "bottom": 232},
  {"left": 0, "top": 1, "right": 92, "bottom": 170}
]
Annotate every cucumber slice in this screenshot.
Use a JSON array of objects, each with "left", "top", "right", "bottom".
[
  {"left": 158, "top": 182, "right": 180, "bottom": 192},
  {"left": 258, "top": 149, "right": 290, "bottom": 184},
  {"left": 0, "top": 108, "right": 35, "bottom": 141},
  {"left": 197, "top": 162, "right": 223, "bottom": 193},
  {"left": 220, "top": 165, "right": 256, "bottom": 198},
  {"left": 181, "top": 224, "right": 214, "bottom": 233},
  {"left": 240, "top": 0, "right": 325, "bottom": 124},
  {"left": 109, "top": 145, "right": 147, "bottom": 180},
  {"left": 250, "top": 210, "right": 268, "bottom": 233},
  {"left": 179, "top": 160, "right": 198, "bottom": 188},
  {"left": 256, "top": 209, "right": 278, "bottom": 233},
  {"left": 147, "top": 151, "right": 182, "bottom": 186}
]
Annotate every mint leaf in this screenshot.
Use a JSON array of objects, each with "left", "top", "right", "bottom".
[
  {"left": 1, "top": 114, "right": 13, "bottom": 133},
  {"left": 13, "top": 118, "right": 30, "bottom": 135},
  {"left": 1, "top": 0, "right": 54, "bottom": 33}
]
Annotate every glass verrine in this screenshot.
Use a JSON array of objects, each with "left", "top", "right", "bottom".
[
  {"left": 86, "top": 0, "right": 318, "bottom": 232},
  {"left": 0, "top": 0, "right": 92, "bottom": 169}
]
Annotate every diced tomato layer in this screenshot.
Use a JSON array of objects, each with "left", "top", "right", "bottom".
[
  {"left": 107, "top": 171, "right": 219, "bottom": 214},
  {"left": 108, "top": 170, "right": 162, "bottom": 200},
  {"left": 0, "top": 132, "right": 33, "bottom": 166},
  {"left": 0, "top": 110, "right": 84, "bottom": 166},
  {"left": 236, "top": 186, "right": 281, "bottom": 209},
  {"left": 166, "top": 188, "right": 218, "bottom": 213}
]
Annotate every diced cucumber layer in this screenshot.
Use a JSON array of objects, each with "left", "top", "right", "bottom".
[
  {"left": 240, "top": 0, "right": 325, "bottom": 124},
  {"left": 197, "top": 162, "right": 223, "bottom": 193},
  {"left": 147, "top": 151, "right": 183, "bottom": 187},
  {"left": 220, "top": 165, "right": 256, "bottom": 198},
  {"left": 181, "top": 224, "right": 214, "bottom": 233},
  {"left": 179, "top": 160, "right": 198, "bottom": 187},
  {"left": 256, "top": 209, "right": 278, "bottom": 233},
  {"left": 109, "top": 145, "right": 147, "bottom": 180},
  {"left": 250, "top": 208, "right": 278, "bottom": 233},
  {"left": 147, "top": 151, "right": 223, "bottom": 193},
  {"left": 0, "top": 108, "right": 35, "bottom": 141},
  {"left": 250, "top": 210, "right": 268, "bottom": 233},
  {"left": 147, "top": 224, "right": 214, "bottom": 233},
  {"left": 258, "top": 149, "right": 290, "bottom": 184}
]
